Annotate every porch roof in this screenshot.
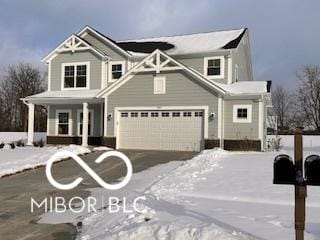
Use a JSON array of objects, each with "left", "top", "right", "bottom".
[{"left": 22, "top": 89, "right": 102, "bottom": 104}]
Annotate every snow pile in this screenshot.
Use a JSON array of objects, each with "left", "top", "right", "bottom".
[
  {"left": 92, "top": 146, "right": 113, "bottom": 151},
  {"left": 0, "top": 132, "right": 46, "bottom": 144},
  {"left": 148, "top": 148, "right": 229, "bottom": 202},
  {"left": 0, "top": 144, "right": 90, "bottom": 177}
]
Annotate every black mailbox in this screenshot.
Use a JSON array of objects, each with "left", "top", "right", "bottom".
[
  {"left": 305, "top": 155, "right": 320, "bottom": 186},
  {"left": 273, "top": 154, "right": 295, "bottom": 184}
]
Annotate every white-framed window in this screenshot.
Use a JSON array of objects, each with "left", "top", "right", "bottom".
[
  {"left": 233, "top": 104, "right": 252, "bottom": 123},
  {"left": 109, "top": 61, "right": 125, "bottom": 82},
  {"left": 55, "top": 110, "right": 72, "bottom": 136},
  {"left": 204, "top": 56, "right": 225, "bottom": 79},
  {"left": 154, "top": 76, "right": 166, "bottom": 94},
  {"left": 77, "top": 110, "right": 94, "bottom": 136},
  {"left": 61, "top": 62, "right": 90, "bottom": 90}
]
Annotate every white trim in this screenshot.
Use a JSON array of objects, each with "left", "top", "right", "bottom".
[
  {"left": 204, "top": 56, "right": 225, "bottom": 79},
  {"left": 42, "top": 34, "right": 107, "bottom": 63},
  {"left": 114, "top": 106, "right": 209, "bottom": 149},
  {"left": 27, "top": 103, "right": 35, "bottom": 145},
  {"left": 97, "top": 49, "right": 226, "bottom": 97},
  {"left": 77, "top": 109, "right": 94, "bottom": 136},
  {"left": 78, "top": 26, "right": 132, "bottom": 58},
  {"left": 104, "top": 97, "right": 108, "bottom": 136},
  {"left": 227, "top": 56, "right": 233, "bottom": 84},
  {"left": 46, "top": 105, "right": 50, "bottom": 136},
  {"left": 101, "top": 61, "right": 106, "bottom": 88},
  {"left": 61, "top": 61, "right": 90, "bottom": 90},
  {"left": 218, "top": 96, "right": 222, "bottom": 140},
  {"left": 108, "top": 61, "right": 126, "bottom": 82},
  {"left": 55, "top": 109, "right": 73, "bottom": 136},
  {"left": 232, "top": 104, "right": 252, "bottom": 123},
  {"left": 153, "top": 76, "right": 166, "bottom": 94},
  {"left": 48, "top": 63, "right": 51, "bottom": 91},
  {"left": 100, "top": 103, "right": 104, "bottom": 136},
  {"left": 258, "top": 100, "right": 264, "bottom": 150}
]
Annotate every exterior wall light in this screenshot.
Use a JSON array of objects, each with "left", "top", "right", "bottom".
[
  {"left": 209, "top": 112, "right": 215, "bottom": 120},
  {"left": 107, "top": 113, "right": 112, "bottom": 121}
]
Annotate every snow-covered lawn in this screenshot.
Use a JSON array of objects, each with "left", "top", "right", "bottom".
[
  {"left": 0, "top": 132, "right": 91, "bottom": 177},
  {"left": 37, "top": 135, "right": 320, "bottom": 240},
  {"left": 0, "top": 132, "right": 46, "bottom": 144},
  {"left": 0, "top": 144, "right": 90, "bottom": 178}
]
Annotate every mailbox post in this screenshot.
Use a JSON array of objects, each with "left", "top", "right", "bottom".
[
  {"left": 272, "top": 128, "right": 317, "bottom": 240},
  {"left": 294, "top": 128, "right": 306, "bottom": 240}
]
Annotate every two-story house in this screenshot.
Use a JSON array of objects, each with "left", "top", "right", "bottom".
[{"left": 23, "top": 26, "right": 271, "bottom": 151}]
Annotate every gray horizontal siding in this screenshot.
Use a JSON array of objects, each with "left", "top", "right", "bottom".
[
  {"left": 48, "top": 104, "right": 102, "bottom": 137},
  {"left": 107, "top": 71, "right": 219, "bottom": 138},
  {"left": 177, "top": 54, "right": 229, "bottom": 84},
  {"left": 83, "top": 33, "right": 127, "bottom": 61},
  {"left": 50, "top": 51, "right": 102, "bottom": 91},
  {"left": 223, "top": 99, "right": 259, "bottom": 139}
]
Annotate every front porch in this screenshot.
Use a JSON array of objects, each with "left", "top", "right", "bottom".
[{"left": 21, "top": 90, "right": 107, "bottom": 148}]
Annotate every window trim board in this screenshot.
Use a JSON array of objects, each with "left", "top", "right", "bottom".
[
  {"left": 232, "top": 104, "right": 252, "bottom": 123},
  {"left": 108, "top": 61, "right": 126, "bottom": 82},
  {"left": 77, "top": 109, "right": 94, "bottom": 136},
  {"left": 204, "top": 56, "right": 225, "bottom": 79},
  {"left": 61, "top": 61, "right": 90, "bottom": 90},
  {"left": 55, "top": 109, "right": 73, "bottom": 136}
]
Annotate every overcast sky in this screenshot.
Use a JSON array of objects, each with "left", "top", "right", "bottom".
[{"left": 0, "top": 0, "right": 319, "bottom": 88}]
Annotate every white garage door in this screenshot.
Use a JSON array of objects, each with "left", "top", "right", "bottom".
[{"left": 118, "top": 110, "right": 204, "bottom": 151}]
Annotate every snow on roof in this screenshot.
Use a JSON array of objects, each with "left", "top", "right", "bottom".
[
  {"left": 118, "top": 28, "right": 246, "bottom": 56},
  {"left": 25, "top": 89, "right": 100, "bottom": 99},
  {"left": 216, "top": 81, "right": 268, "bottom": 95}
]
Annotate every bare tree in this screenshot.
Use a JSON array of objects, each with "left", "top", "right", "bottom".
[
  {"left": 271, "top": 85, "right": 292, "bottom": 129},
  {"left": 0, "top": 63, "right": 46, "bottom": 131},
  {"left": 296, "top": 65, "right": 320, "bottom": 130}
]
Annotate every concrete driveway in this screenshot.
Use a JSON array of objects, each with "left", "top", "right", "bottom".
[{"left": 0, "top": 149, "right": 196, "bottom": 240}]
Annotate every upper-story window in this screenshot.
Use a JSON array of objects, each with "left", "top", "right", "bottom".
[
  {"left": 62, "top": 62, "right": 90, "bottom": 90},
  {"left": 109, "top": 61, "right": 125, "bottom": 82},
  {"left": 204, "top": 56, "right": 225, "bottom": 79}
]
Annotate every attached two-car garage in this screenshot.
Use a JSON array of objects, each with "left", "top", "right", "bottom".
[{"left": 117, "top": 109, "right": 204, "bottom": 151}]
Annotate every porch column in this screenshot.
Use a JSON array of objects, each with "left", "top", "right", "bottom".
[
  {"left": 82, "top": 102, "right": 89, "bottom": 147},
  {"left": 27, "top": 103, "right": 35, "bottom": 146}
]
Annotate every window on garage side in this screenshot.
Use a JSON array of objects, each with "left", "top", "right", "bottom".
[
  {"left": 78, "top": 110, "right": 93, "bottom": 136},
  {"left": 233, "top": 104, "right": 252, "bottom": 123},
  {"left": 154, "top": 76, "right": 166, "bottom": 94},
  {"left": 56, "top": 110, "right": 71, "bottom": 135}
]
